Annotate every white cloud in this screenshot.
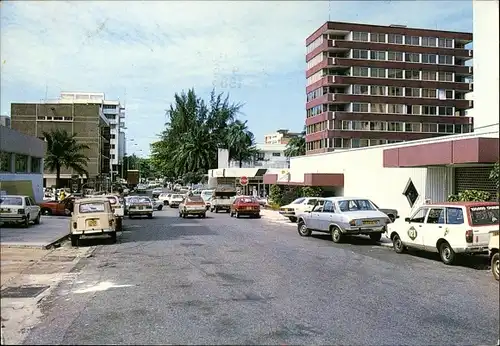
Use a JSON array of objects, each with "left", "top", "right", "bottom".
[{"left": 0, "top": 1, "right": 472, "bottom": 154}]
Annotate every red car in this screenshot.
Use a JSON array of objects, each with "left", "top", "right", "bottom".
[
  {"left": 39, "top": 197, "right": 75, "bottom": 216},
  {"left": 230, "top": 196, "right": 261, "bottom": 218}
]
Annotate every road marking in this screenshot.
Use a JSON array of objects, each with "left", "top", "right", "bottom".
[{"left": 73, "top": 281, "right": 133, "bottom": 294}]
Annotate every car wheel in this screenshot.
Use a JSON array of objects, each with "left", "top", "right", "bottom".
[
  {"left": 369, "top": 232, "right": 382, "bottom": 242},
  {"left": 148, "top": 213, "right": 153, "bottom": 219},
  {"left": 163, "top": 201, "right": 168, "bottom": 205},
  {"left": 41, "top": 208, "right": 52, "bottom": 216},
  {"left": 235, "top": 212, "right": 240, "bottom": 218},
  {"left": 129, "top": 214, "right": 134, "bottom": 219},
  {"left": 297, "top": 220, "right": 311, "bottom": 237},
  {"left": 215, "top": 208, "right": 219, "bottom": 213},
  {"left": 34, "top": 213, "right": 41, "bottom": 225},
  {"left": 289, "top": 216, "right": 297, "bottom": 223},
  {"left": 110, "top": 231, "right": 117, "bottom": 244},
  {"left": 182, "top": 213, "right": 187, "bottom": 218},
  {"left": 157, "top": 205, "right": 163, "bottom": 211},
  {"left": 392, "top": 234, "right": 405, "bottom": 253},
  {"left": 202, "top": 213, "right": 206, "bottom": 218},
  {"left": 71, "top": 234, "right": 79, "bottom": 247},
  {"left": 229, "top": 211, "right": 233, "bottom": 217},
  {"left": 331, "top": 227, "right": 343, "bottom": 243},
  {"left": 22, "top": 215, "right": 30, "bottom": 228},
  {"left": 439, "top": 241, "right": 456, "bottom": 265},
  {"left": 491, "top": 253, "right": 499, "bottom": 281}
]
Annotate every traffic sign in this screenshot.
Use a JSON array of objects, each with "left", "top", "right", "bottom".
[{"left": 239, "top": 176, "right": 248, "bottom": 186}]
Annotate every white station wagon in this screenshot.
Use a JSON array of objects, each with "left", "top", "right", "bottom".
[
  {"left": 0, "top": 195, "right": 41, "bottom": 227},
  {"left": 386, "top": 202, "right": 499, "bottom": 265},
  {"left": 279, "top": 197, "right": 324, "bottom": 223}
]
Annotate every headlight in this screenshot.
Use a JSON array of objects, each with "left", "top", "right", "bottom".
[{"left": 349, "top": 219, "right": 362, "bottom": 226}]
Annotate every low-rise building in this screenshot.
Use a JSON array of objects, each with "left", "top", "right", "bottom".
[
  {"left": 0, "top": 125, "right": 46, "bottom": 202},
  {"left": 229, "top": 143, "right": 289, "bottom": 169},
  {"left": 264, "top": 129, "right": 301, "bottom": 144},
  {"left": 0, "top": 115, "right": 11, "bottom": 128}
]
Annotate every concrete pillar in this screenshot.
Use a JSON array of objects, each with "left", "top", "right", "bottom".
[{"left": 9, "top": 153, "right": 15, "bottom": 173}]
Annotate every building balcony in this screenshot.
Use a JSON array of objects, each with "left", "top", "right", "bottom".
[
  {"left": 305, "top": 129, "right": 445, "bottom": 143},
  {"left": 119, "top": 111, "right": 125, "bottom": 118},
  {"left": 305, "top": 111, "right": 336, "bottom": 126},
  {"left": 103, "top": 108, "right": 118, "bottom": 115},
  {"left": 306, "top": 75, "right": 473, "bottom": 94},
  {"left": 330, "top": 111, "right": 473, "bottom": 125}
]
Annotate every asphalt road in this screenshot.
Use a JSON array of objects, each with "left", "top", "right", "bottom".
[{"left": 24, "top": 206, "right": 499, "bottom": 345}]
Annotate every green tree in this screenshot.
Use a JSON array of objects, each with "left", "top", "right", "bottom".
[
  {"left": 226, "top": 120, "right": 259, "bottom": 168},
  {"left": 490, "top": 162, "right": 499, "bottom": 190},
  {"left": 43, "top": 129, "right": 90, "bottom": 188},
  {"left": 284, "top": 126, "right": 306, "bottom": 157}
]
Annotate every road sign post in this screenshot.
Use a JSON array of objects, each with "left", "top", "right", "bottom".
[{"left": 239, "top": 176, "right": 248, "bottom": 186}]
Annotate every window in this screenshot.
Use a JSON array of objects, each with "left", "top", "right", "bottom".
[
  {"left": 352, "top": 32, "right": 369, "bottom": 41},
  {"left": 388, "top": 69, "right": 404, "bottom": 79},
  {"left": 342, "top": 121, "right": 352, "bottom": 130},
  {"left": 342, "top": 138, "right": 351, "bottom": 148},
  {"left": 353, "top": 85, "right": 369, "bottom": 95},
  {"left": 370, "top": 103, "right": 386, "bottom": 113},
  {"left": 307, "top": 88, "right": 323, "bottom": 102},
  {"left": 438, "top": 38, "right": 453, "bottom": 48},
  {"left": 15, "top": 154, "right": 28, "bottom": 173},
  {"left": 410, "top": 105, "right": 421, "bottom": 115},
  {"left": 371, "top": 85, "right": 386, "bottom": 95},
  {"left": 370, "top": 51, "right": 386, "bottom": 60},
  {"left": 405, "top": 88, "right": 420, "bottom": 97},
  {"left": 445, "top": 90, "right": 454, "bottom": 99},
  {"left": 421, "top": 54, "right": 437, "bottom": 64},
  {"left": 422, "top": 123, "right": 438, "bottom": 132},
  {"left": 403, "top": 179, "right": 420, "bottom": 208},
  {"left": 388, "top": 122, "right": 404, "bottom": 131},
  {"left": 111, "top": 154, "right": 116, "bottom": 159},
  {"left": 405, "top": 123, "right": 421, "bottom": 132},
  {"left": 0, "top": 152, "right": 12, "bottom": 172},
  {"left": 405, "top": 35, "right": 420, "bottom": 45},
  {"left": 388, "top": 86, "right": 403, "bottom": 96},
  {"left": 352, "top": 103, "right": 369, "bottom": 112},
  {"left": 352, "top": 67, "right": 369, "bottom": 77},
  {"left": 111, "top": 134, "right": 116, "bottom": 139},
  {"left": 405, "top": 70, "right": 420, "bottom": 80},
  {"left": 422, "top": 88, "right": 437, "bottom": 98},
  {"left": 111, "top": 144, "right": 116, "bottom": 149},
  {"left": 438, "top": 55, "right": 453, "bottom": 65},
  {"left": 370, "top": 68, "right": 386, "bottom": 78},
  {"left": 426, "top": 208, "right": 445, "bottom": 224},
  {"left": 388, "top": 34, "right": 403, "bottom": 44},
  {"left": 353, "top": 121, "right": 369, "bottom": 130},
  {"left": 352, "top": 50, "right": 369, "bottom": 59},
  {"left": 439, "top": 72, "right": 453, "bottom": 82},
  {"left": 422, "top": 106, "right": 437, "bottom": 115},
  {"left": 409, "top": 208, "right": 429, "bottom": 223},
  {"left": 446, "top": 207, "right": 465, "bottom": 225},
  {"left": 370, "top": 33, "right": 386, "bottom": 43},
  {"left": 422, "top": 37, "right": 437, "bottom": 47},
  {"left": 370, "top": 121, "right": 386, "bottom": 131},
  {"left": 422, "top": 71, "right": 437, "bottom": 81},
  {"left": 405, "top": 53, "right": 420, "bottom": 63},
  {"left": 30, "top": 157, "right": 41, "bottom": 173},
  {"left": 388, "top": 104, "right": 405, "bottom": 114},
  {"left": 438, "top": 106, "right": 454, "bottom": 116},
  {"left": 272, "top": 152, "right": 281, "bottom": 157},
  {"left": 387, "top": 51, "right": 403, "bottom": 61},
  {"left": 370, "top": 139, "right": 387, "bottom": 146}
]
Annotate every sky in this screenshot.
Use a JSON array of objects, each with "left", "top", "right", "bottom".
[{"left": 0, "top": 0, "right": 473, "bottom": 157}]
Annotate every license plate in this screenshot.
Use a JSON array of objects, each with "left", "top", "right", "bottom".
[
  {"left": 87, "top": 219, "right": 97, "bottom": 227},
  {"left": 246, "top": 207, "right": 253, "bottom": 210},
  {"left": 363, "top": 220, "right": 377, "bottom": 225},
  {"left": 139, "top": 206, "right": 143, "bottom": 210},
  {"left": 0, "top": 209, "right": 9, "bottom": 213}
]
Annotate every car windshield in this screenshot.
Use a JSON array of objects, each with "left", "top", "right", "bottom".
[
  {"left": 291, "top": 198, "right": 305, "bottom": 204},
  {"left": 239, "top": 197, "right": 257, "bottom": 204},
  {"left": 338, "top": 199, "right": 376, "bottom": 212},
  {"left": 172, "top": 194, "right": 183, "bottom": 199},
  {"left": 469, "top": 205, "right": 499, "bottom": 226},
  {"left": 130, "top": 197, "right": 151, "bottom": 204},
  {"left": 79, "top": 202, "right": 105, "bottom": 213},
  {"left": 0, "top": 197, "right": 23, "bottom": 205},
  {"left": 187, "top": 196, "right": 204, "bottom": 203}
]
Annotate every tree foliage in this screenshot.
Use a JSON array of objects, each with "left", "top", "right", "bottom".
[
  {"left": 150, "top": 89, "right": 258, "bottom": 182},
  {"left": 284, "top": 126, "right": 306, "bottom": 157},
  {"left": 447, "top": 190, "right": 491, "bottom": 202},
  {"left": 490, "top": 162, "right": 499, "bottom": 190},
  {"left": 43, "top": 129, "right": 90, "bottom": 188}
]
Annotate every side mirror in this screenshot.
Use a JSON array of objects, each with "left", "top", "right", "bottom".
[{"left": 405, "top": 217, "right": 411, "bottom": 222}]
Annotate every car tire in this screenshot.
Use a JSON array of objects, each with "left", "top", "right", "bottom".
[
  {"left": 439, "top": 241, "right": 456, "bottom": 265},
  {"left": 157, "top": 205, "right": 163, "bottom": 211},
  {"left": 129, "top": 214, "right": 134, "bottom": 219},
  {"left": 491, "top": 253, "right": 499, "bottom": 281},
  {"left": 215, "top": 208, "right": 219, "bottom": 213},
  {"left": 116, "top": 218, "right": 123, "bottom": 232},
  {"left": 392, "top": 234, "right": 406, "bottom": 253},
  {"left": 182, "top": 213, "right": 187, "bottom": 218},
  {"left": 148, "top": 213, "right": 153, "bottom": 219},
  {"left": 255, "top": 214, "right": 261, "bottom": 219},
  {"left": 110, "top": 231, "right": 117, "bottom": 244},
  {"left": 297, "top": 220, "right": 311, "bottom": 237},
  {"left": 71, "top": 234, "right": 79, "bottom": 247},
  {"left": 289, "top": 216, "right": 297, "bottom": 223},
  {"left": 235, "top": 212, "right": 240, "bottom": 218},
  {"left": 179, "top": 212, "right": 182, "bottom": 218},
  {"left": 34, "top": 213, "right": 41, "bottom": 225},
  {"left": 369, "top": 232, "right": 382, "bottom": 242},
  {"left": 22, "top": 215, "right": 30, "bottom": 228},
  {"left": 331, "top": 227, "right": 343, "bottom": 243},
  {"left": 202, "top": 213, "right": 206, "bottom": 218},
  {"left": 41, "top": 208, "right": 52, "bottom": 216},
  {"left": 229, "top": 211, "right": 233, "bottom": 217},
  {"left": 163, "top": 201, "right": 168, "bottom": 205}
]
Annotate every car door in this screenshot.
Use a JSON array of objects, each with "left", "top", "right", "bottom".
[
  {"left": 24, "top": 197, "right": 33, "bottom": 219},
  {"left": 29, "top": 197, "right": 39, "bottom": 216},
  {"left": 317, "top": 200, "right": 335, "bottom": 231},
  {"left": 307, "top": 200, "right": 324, "bottom": 230},
  {"left": 422, "top": 207, "right": 446, "bottom": 251},
  {"left": 401, "top": 207, "right": 429, "bottom": 249},
  {"left": 444, "top": 206, "right": 466, "bottom": 248},
  {"left": 303, "top": 198, "right": 317, "bottom": 213}
]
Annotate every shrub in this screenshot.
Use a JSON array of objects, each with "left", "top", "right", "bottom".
[
  {"left": 490, "top": 162, "right": 499, "bottom": 190},
  {"left": 269, "top": 184, "right": 284, "bottom": 205},
  {"left": 447, "top": 190, "right": 491, "bottom": 202},
  {"left": 300, "top": 186, "right": 323, "bottom": 197}
]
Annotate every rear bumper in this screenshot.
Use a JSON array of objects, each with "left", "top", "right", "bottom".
[
  {"left": 454, "top": 246, "right": 489, "bottom": 254},
  {"left": 343, "top": 226, "right": 386, "bottom": 234},
  {"left": 0, "top": 214, "right": 26, "bottom": 222},
  {"left": 183, "top": 209, "right": 206, "bottom": 214},
  {"left": 235, "top": 210, "right": 260, "bottom": 215},
  {"left": 72, "top": 228, "right": 114, "bottom": 235},
  {"left": 128, "top": 209, "right": 153, "bottom": 215},
  {"left": 279, "top": 211, "right": 295, "bottom": 217}
]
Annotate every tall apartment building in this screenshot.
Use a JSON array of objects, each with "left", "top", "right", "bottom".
[
  {"left": 264, "top": 129, "right": 301, "bottom": 144},
  {"left": 305, "top": 22, "right": 474, "bottom": 154},
  {"left": 10, "top": 92, "right": 112, "bottom": 188},
  {"left": 102, "top": 100, "right": 126, "bottom": 177}
]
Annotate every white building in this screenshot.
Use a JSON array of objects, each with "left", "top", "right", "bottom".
[
  {"left": 102, "top": 100, "right": 126, "bottom": 178},
  {"left": 264, "top": 5, "right": 499, "bottom": 217},
  {"left": 264, "top": 129, "right": 301, "bottom": 144},
  {"left": 229, "top": 143, "right": 289, "bottom": 169},
  {"left": 0, "top": 115, "right": 11, "bottom": 128}
]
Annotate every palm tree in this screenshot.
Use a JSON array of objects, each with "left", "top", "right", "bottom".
[
  {"left": 284, "top": 126, "right": 306, "bottom": 157},
  {"left": 226, "top": 120, "right": 259, "bottom": 167},
  {"left": 43, "top": 129, "right": 90, "bottom": 188}
]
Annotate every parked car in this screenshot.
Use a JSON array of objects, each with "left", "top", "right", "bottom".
[
  {"left": 158, "top": 193, "right": 171, "bottom": 205},
  {"left": 371, "top": 203, "right": 399, "bottom": 223},
  {"left": 0, "top": 195, "right": 41, "bottom": 227},
  {"left": 152, "top": 188, "right": 163, "bottom": 198},
  {"left": 168, "top": 194, "right": 184, "bottom": 208},
  {"left": 127, "top": 196, "right": 154, "bottom": 219},
  {"left": 71, "top": 197, "right": 117, "bottom": 246},
  {"left": 489, "top": 229, "right": 499, "bottom": 281},
  {"left": 279, "top": 197, "right": 323, "bottom": 223},
  {"left": 152, "top": 198, "right": 164, "bottom": 210},
  {"left": 230, "top": 196, "right": 261, "bottom": 218},
  {"left": 386, "top": 202, "right": 499, "bottom": 265},
  {"left": 179, "top": 195, "right": 206, "bottom": 218},
  {"left": 211, "top": 187, "right": 236, "bottom": 213},
  {"left": 39, "top": 197, "right": 76, "bottom": 216},
  {"left": 297, "top": 197, "right": 390, "bottom": 243},
  {"left": 97, "top": 195, "right": 124, "bottom": 232}
]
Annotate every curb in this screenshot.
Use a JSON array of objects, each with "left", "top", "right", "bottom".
[{"left": 0, "top": 233, "right": 70, "bottom": 250}]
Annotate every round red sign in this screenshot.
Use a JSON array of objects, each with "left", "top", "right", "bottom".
[{"left": 240, "top": 176, "right": 248, "bottom": 186}]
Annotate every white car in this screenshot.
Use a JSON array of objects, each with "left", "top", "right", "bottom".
[
  {"left": 168, "top": 194, "right": 184, "bottom": 208},
  {"left": 386, "top": 202, "right": 499, "bottom": 265},
  {"left": 0, "top": 195, "right": 41, "bottom": 227},
  {"left": 279, "top": 197, "right": 323, "bottom": 223},
  {"left": 158, "top": 193, "right": 171, "bottom": 205},
  {"left": 152, "top": 199, "right": 164, "bottom": 210}
]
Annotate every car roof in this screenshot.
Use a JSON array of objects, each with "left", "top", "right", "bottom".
[
  {"left": 323, "top": 197, "right": 369, "bottom": 201},
  {"left": 2, "top": 195, "right": 28, "bottom": 198},
  {"left": 426, "top": 201, "right": 499, "bottom": 207},
  {"left": 76, "top": 197, "right": 108, "bottom": 204}
]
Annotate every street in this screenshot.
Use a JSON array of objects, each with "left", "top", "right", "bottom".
[{"left": 20, "top": 206, "right": 499, "bottom": 345}]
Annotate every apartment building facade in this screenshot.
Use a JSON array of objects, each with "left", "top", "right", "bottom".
[
  {"left": 102, "top": 100, "right": 126, "bottom": 178},
  {"left": 10, "top": 92, "right": 111, "bottom": 188},
  {"left": 264, "top": 129, "right": 301, "bottom": 144},
  {"left": 305, "top": 22, "right": 474, "bottom": 154}
]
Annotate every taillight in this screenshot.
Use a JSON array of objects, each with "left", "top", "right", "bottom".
[
  {"left": 72, "top": 222, "right": 77, "bottom": 229},
  {"left": 18, "top": 209, "right": 25, "bottom": 214},
  {"left": 465, "top": 229, "right": 473, "bottom": 243}
]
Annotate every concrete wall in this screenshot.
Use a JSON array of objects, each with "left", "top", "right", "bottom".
[
  {"left": 0, "top": 174, "right": 44, "bottom": 202},
  {"left": 472, "top": 0, "right": 499, "bottom": 130},
  {"left": 0, "top": 126, "right": 46, "bottom": 157}
]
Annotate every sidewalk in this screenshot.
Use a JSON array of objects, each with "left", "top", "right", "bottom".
[{"left": 0, "top": 216, "right": 70, "bottom": 249}]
